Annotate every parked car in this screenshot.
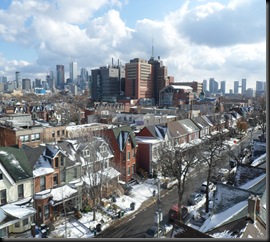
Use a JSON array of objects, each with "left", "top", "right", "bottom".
[
  {"left": 188, "top": 192, "right": 204, "bottom": 205},
  {"left": 201, "top": 181, "right": 215, "bottom": 193},
  {"left": 144, "top": 226, "right": 165, "bottom": 238},
  {"left": 168, "top": 204, "right": 188, "bottom": 222}
]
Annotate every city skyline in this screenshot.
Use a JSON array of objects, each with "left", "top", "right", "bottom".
[{"left": 0, "top": 0, "right": 266, "bottom": 91}]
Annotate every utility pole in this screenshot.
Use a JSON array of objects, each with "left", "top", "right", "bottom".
[{"left": 155, "top": 178, "right": 163, "bottom": 238}]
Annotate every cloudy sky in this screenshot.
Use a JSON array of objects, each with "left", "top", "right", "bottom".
[{"left": 0, "top": 0, "right": 266, "bottom": 92}]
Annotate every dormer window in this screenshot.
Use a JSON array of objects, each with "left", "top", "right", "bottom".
[{"left": 84, "top": 149, "right": 90, "bottom": 157}]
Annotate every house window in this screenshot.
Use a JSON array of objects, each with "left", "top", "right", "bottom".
[
  {"left": 73, "top": 168, "right": 77, "bottom": 179},
  {"left": 35, "top": 133, "right": 40, "bottom": 140},
  {"left": 57, "top": 130, "right": 60, "bottom": 137},
  {"left": 23, "top": 218, "right": 28, "bottom": 226},
  {"left": 84, "top": 149, "right": 90, "bottom": 157},
  {"left": 127, "top": 167, "right": 130, "bottom": 176},
  {"left": 31, "top": 134, "right": 36, "bottom": 141},
  {"left": 18, "top": 184, "right": 24, "bottom": 199},
  {"left": 38, "top": 207, "right": 42, "bottom": 219},
  {"left": 62, "top": 130, "right": 65, "bottom": 136},
  {"left": 60, "top": 157, "right": 65, "bottom": 166},
  {"left": 44, "top": 204, "right": 49, "bottom": 219},
  {"left": 0, "top": 172, "right": 2, "bottom": 180},
  {"left": 40, "top": 176, "right": 46, "bottom": 191},
  {"left": 127, "top": 151, "right": 130, "bottom": 160},
  {"left": 53, "top": 174, "right": 58, "bottom": 187},
  {"left": 55, "top": 157, "right": 59, "bottom": 168},
  {"left": 52, "top": 131, "right": 55, "bottom": 138},
  {"left": 0, "top": 189, "right": 7, "bottom": 205},
  {"left": 20, "top": 135, "right": 29, "bottom": 142},
  {"left": 15, "top": 222, "right": 20, "bottom": 228},
  {"left": 132, "top": 149, "right": 135, "bottom": 157},
  {"left": 132, "top": 164, "right": 135, "bottom": 174}
]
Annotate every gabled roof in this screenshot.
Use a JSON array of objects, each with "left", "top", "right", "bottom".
[
  {"left": 22, "top": 144, "right": 46, "bottom": 169},
  {"left": 0, "top": 147, "right": 32, "bottom": 182},
  {"left": 200, "top": 183, "right": 257, "bottom": 233},
  {"left": 44, "top": 144, "right": 59, "bottom": 158},
  {"left": 201, "top": 115, "right": 213, "bottom": 127},
  {"left": 191, "top": 116, "right": 210, "bottom": 129},
  {"left": 112, "top": 126, "right": 137, "bottom": 151},
  {"left": 167, "top": 121, "right": 187, "bottom": 138},
  {"left": 140, "top": 124, "right": 168, "bottom": 139},
  {"left": 178, "top": 119, "right": 200, "bottom": 133}
]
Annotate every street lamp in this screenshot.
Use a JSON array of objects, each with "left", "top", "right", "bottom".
[
  {"left": 155, "top": 209, "right": 163, "bottom": 238},
  {"left": 154, "top": 178, "right": 163, "bottom": 238}
]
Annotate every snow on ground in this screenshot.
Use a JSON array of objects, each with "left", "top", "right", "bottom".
[{"left": 49, "top": 179, "right": 159, "bottom": 238}]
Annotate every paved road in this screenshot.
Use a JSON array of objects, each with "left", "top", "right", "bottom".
[{"left": 96, "top": 186, "right": 179, "bottom": 238}]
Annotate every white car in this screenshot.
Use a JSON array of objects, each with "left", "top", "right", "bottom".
[{"left": 201, "top": 181, "right": 215, "bottom": 193}]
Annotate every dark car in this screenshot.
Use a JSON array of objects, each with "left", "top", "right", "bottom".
[
  {"left": 168, "top": 204, "right": 188, "bottom": 222},
  {"left": 188, "top": 192, "right": 204, "bottom": 205},
  {"left": 144, "top": 226, "right": 165, "bottom": 238}
]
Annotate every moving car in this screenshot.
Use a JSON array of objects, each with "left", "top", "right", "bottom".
[{"left": 168, "top": 204, "right": 188, "bottom": 222}]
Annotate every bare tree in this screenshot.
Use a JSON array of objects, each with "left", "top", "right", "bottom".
[
  {"left": 158, "top": 143, "right": 199, "bottom": 222},
  {"left": 78, "top": 132, "right": 116, "bottom": 221},
  {"left": 198, "top": 131, "right": 227, "bottom": 213}
]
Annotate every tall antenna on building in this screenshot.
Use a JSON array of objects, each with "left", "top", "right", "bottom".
[{"left": 151, "top": 37, "right": 155, "bottom": 59}]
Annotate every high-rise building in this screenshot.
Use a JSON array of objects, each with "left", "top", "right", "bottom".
[
  {"left": 125, "top": 58, "right": 153, "bottom": 100},
  {"left": 69, "top": 61, "right": 77, "bottom": 83},
  {"left": 91, "top": 60, "right": 125, "bottom": 102},
  {"left": 22, "top": 78, "right": 31, "bottom": 90},
  {"left": 256, "top": 81, "right": 266, "bottom": 97},
  {"left": 241, "top": 78, "right": 247, "bottom": 95},
  {"left": 80, "top": 68, "right": 89, "bottom": 90},
  {"left": 148, "top": 56, "right": 170, "bottom": 104},
  {"left": 56, "top": 65, "right": 65, "bottom": 89},
  {"left": 209, "top": 78, "right": 218, "bottom": 94},
  {"left": 203, "top": 79, "right": 208, "bottom": 92},
  {"left": 220, "top": 80, "right": 226, "bottom": 94},
  {"left": 15, "top": 71, "right": 21, "bottom": 89},
  {"left": 234, "top": 81, "right": 239, "bottom": 94}
]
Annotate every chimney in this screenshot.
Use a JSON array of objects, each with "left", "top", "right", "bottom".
[
  {"left": 247, "top": 195, "right": 258, "bottom": 222},
  {"left": 18, "top": 138, "right": 22, "bottom": 148}
]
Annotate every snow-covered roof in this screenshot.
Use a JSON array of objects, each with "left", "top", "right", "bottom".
[
  {"left": 170, "top": 85, "right": 193, "bottom": 90},
  {"left": 1, "top": 203, "right": 36, "bottom": 219},
  {"left": 50, "top": 185, "right": 77, "bottom": 202}
]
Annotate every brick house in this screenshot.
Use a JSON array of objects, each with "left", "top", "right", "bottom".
[{"left": 104, "top": 126, "right": 137, "bottom": 183}]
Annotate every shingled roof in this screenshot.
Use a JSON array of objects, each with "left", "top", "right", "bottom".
[{"left": 0, "top": 147, "right": 33, "bottom": 182}]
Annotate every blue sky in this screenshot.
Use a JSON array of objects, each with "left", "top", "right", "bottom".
[{"left": 0, "top": 0, "right": 266, "bottom": 91}]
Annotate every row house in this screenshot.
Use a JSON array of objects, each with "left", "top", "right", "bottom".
[
  {"left": 136, "top": 125, "right": 169, "bottom": 176},
  {"left": 0, "top": 147, "right": 35, "bottom": 238},
  {"left": 105, "top": 126, "right": 137, "bottom": 183},
  {"left": 191, "top": 116, "right": 211, "bottom": 139},
  {"left": 178, "top": 119, "right": 200, "bottom": 144},
  {"left": 23, "top": 143, "right": 81, "bottom": 226},
  {"left": 22, "top": 136, "right": 120, "bottom": 227},
  {"left": 76, "top": 137, "right": 121, "bottom": 206},
  {"left": 135, "top": 113, "right": 231, "bottom": 177}
]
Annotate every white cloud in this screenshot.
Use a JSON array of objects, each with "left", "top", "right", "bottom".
[{"left": 0, "top": 0, "right": 266, "bottom": 90}]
